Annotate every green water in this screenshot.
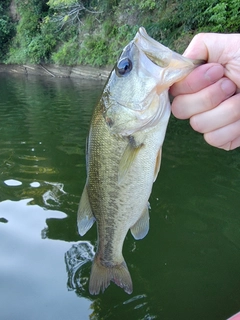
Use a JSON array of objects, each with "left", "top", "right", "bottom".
[{"left": 0, "top": 73, "right": 239, "bottom": 320}]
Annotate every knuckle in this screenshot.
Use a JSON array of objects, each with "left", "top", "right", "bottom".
[
  {"left": 205, "top": 89, "right": 216, "bottom": 109},
  {"left": 203, "top": 80, "right": 232, "bottom": 111},
  {"left": 171, "top": 97, "right": 188, "bottom": 119},
  {"left": 190, "top": 115, "right": 202, "bottom": 132},
  {"left": 229, "top": 98, "right": 240, "bottom": 122},
  {"left": 192, "top": 33, "right": 206, "bottom": 43},
  {"left": 204, "top": 132, "right": 218, "bottom": 147}
]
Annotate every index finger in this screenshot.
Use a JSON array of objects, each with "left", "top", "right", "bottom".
[{"left": 170, "top": 63, "right": 224, "bottom": 96}]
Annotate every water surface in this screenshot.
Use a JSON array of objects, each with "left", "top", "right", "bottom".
[{"left": 0, "top": 73, "right": 240, "bottom": 320}]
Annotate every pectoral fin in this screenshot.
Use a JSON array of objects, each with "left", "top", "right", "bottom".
[
  {"left": 119, "top": 136, "right": 144, "bottom": 182},
  {"left": 77, "top": 185, "right": 95, "bottom": 236},
  {"left": 153, "top": 147, "right": 162, "bottom": 182},
  {"left": 130, "top": 203, "right": 150, "bottom": 240}
]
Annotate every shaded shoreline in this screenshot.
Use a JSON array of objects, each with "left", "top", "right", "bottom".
[{"left": 0, "top": 63, "right": 112, "bottom": 80}]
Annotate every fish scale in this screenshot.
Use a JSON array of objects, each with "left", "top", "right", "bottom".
[{"left": 77, "top": 27, "right": 204, "bottom": 295}]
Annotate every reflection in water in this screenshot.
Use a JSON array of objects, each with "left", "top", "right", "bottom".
[
  {"left": 0, "top": 73, "right": 240, "bottom": 320},
  {"left": 65, "top": 242, "right": 95, "bottom": 293},
  {"left": 2, "top": 177, "right": 67, "bottom": 210},
  {"left": 42, "top": 181, "right": 66, "bottom": 207},
  {"left": 4, "top": 179, "right": 22, "bottom": 186},
  {"left": 64, "top": 243, "right": 158, "bottom": 319}
]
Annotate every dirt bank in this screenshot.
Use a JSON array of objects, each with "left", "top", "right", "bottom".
[{"left": 0, "top": 63, "right": 112, "bottom": 80}]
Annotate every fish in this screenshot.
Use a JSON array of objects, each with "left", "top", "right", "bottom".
[{"left": 77, "top": 27, "right": 203, "bottom": 295}]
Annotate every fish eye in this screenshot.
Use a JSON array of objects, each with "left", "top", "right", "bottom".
[{"left": 115, "top": 58, "right": 132, "bottom": 77}]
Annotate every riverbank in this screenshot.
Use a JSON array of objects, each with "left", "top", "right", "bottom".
[{"left": 0, "top": 63, "right": 112, "bottom": 80}]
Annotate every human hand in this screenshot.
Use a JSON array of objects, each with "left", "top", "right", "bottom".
[
  {"left": 170, "top": 33, "right": 240, "bottom": 150},
  {"left": 227, "top": 311, "right": 240, "bottom": 320}
]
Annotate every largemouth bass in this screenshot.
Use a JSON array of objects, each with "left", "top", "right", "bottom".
[{"left": 77, "top": 27, "right": 203, "bottom": 295}]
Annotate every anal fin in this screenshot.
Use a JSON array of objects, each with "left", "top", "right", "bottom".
[
  {"left": 77, "top": 185, "right": 95, "bottom": 236},
  {"left": 130, "top": 203, "right": 150, "bottom": 240}
]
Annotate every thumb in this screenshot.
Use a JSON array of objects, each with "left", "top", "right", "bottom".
[
  {"left": 183, "top": 33, "right": 230, "bottom": 63},
  {"left": 183, "top": 33, "right": 240, "bottom": 90}
]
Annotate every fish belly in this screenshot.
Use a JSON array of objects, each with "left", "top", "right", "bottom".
[{"left": 86, "top": 106, "right": 165, "bottom": 294}]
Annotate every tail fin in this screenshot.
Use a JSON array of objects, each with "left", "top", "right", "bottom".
[{"left": 89, "top": 256, "right": 133, "bottom": 295}]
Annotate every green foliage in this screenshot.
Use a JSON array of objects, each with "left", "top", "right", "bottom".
[
  {"left": 3, "top": 0, "right": 240, "bottom": 65},
  {"left": 107, "top": 24, "right": 139, "bottom": 64},
  {"left": 0, "top": 1, "right": 15, "bottom": 61},
  {"left": 47, "top": 0, "right": 78, "bottom": 6},
  {"left": 78, "top": 37, "right": 108, "bottom": 66},
  {"left": 47, "top": 0, "right": 89, "bottom": 31},
  {"left": 141, "top": 0, "right": 219, "bottom": 50},
  {"left": 204, "top": 0, "right": 240, "bottom": 32},
  {"left": 7, "top": 1, "right": 56, "bottom": 63},
  {"left": 93, "top": 0, "right": 120, "bottom": 11},
  {"left": 51, "top": 37, "right": 79, "bottom": 65},
  {"left": 132, "top": 0, "right": 156, "bottom": 10},
  {"left": 27, "top": 34, "right": 57, "bottom": 63},
  {"left": 77, "top": 22, "right": 139, "bottom": 66}
]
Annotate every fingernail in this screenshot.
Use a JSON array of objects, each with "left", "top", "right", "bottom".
[
  {"left": 205, "top": 65, "right": 223, "bottom": 83},
  {"left": 221, "top": 78, "right": 236, "bottom": 95}
]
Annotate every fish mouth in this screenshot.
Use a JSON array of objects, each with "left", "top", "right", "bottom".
[
  {"left": 134, "top": 27, "right": 205, "bottom": 70},
  {"left": 134, "top": 27, "right": 171, "bottom": 68}
]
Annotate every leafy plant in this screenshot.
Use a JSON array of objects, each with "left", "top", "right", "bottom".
[
  {"left": 4, "top": 0, "right": 240, "bottom": 66},
  {"left": 7, "top": 0, "right": 57, "bottom": 63},
  {"left": 0, "top": 2, "right": 15, "bottom": 61},
  {"left": 204, "top": 0, "right": 240, "bottom": 32},
  {"left": 51, "top": 37, "right": 79, "bottom": 65}
]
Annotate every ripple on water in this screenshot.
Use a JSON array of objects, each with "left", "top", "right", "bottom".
[{"left": 4, "top": 179, "right": 22, "bottom": 186}]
